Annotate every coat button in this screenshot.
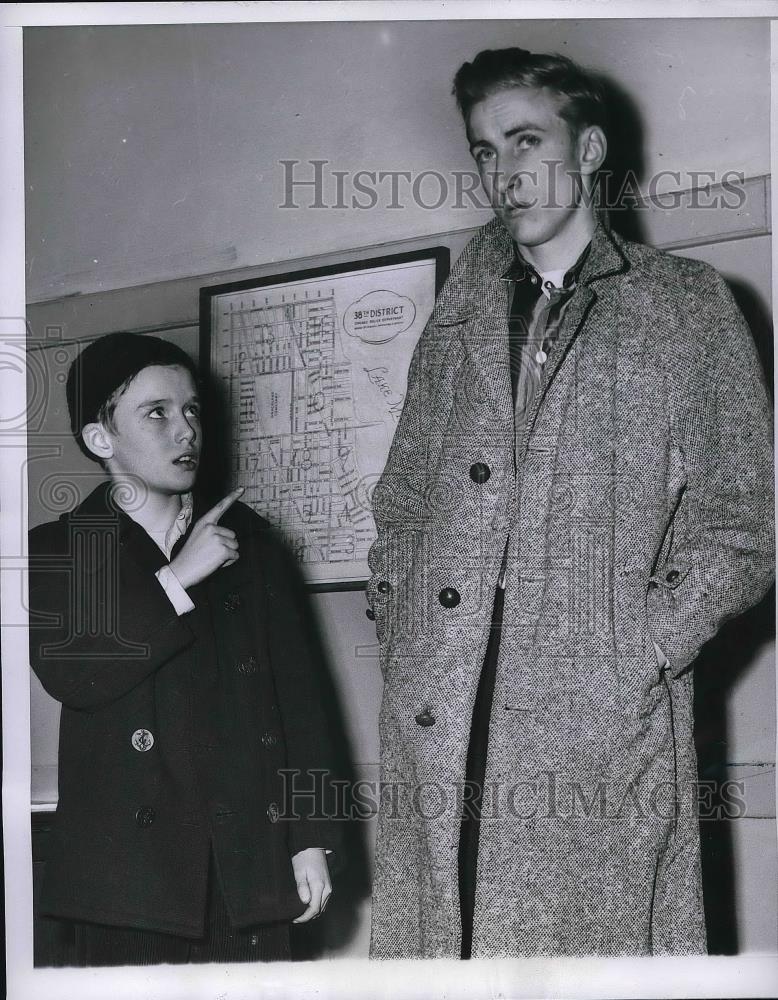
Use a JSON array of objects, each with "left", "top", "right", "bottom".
[
  {"left": 267, "top": 802, "right": 280, "bottom": 823},
  {"left": 224, "top": 592, "right": 241, "bottom": 612},
  {"left": 135, "top": 806, "right": 156, "bottom": 827},
  {"left": 261, "top": 732, "right": 278, "bottom": 748},
  {"left": 365, "top": 607, "right": 375, "bottom": 620},
  {"left": 438, "top": 587, "right": 460, "bottom": 608},
  {"left": 648, "top": 580, "right": 658, "bottom": 589},
  {"left": 666, "top": 569, "right": 680, "bottom": 583},
  {"left": 377, "top": 580, "right": 393, "bottom": 595},
  {"left": 415, "top": 708, "right": 436, "bottom": 727},
  {"left": 469, "top": 462, "right": 491, "bottom": 484},
  {"left": 131, "top": 729, "right": 154, "bottom": 752},
  {"left": 237, "top": 655, "right": 258, "bottom": 676}
]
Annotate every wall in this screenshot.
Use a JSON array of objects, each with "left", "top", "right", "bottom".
[
  {"left": 22, "top": 16, "right": 773, "bottom": 957},
  {"left": 24, "top": 18, "right": 770, "bottom": 301}
]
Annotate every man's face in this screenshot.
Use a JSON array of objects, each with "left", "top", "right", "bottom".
[
  {"left": 101, "top": 364, "right": 201, "bottom": 498},
  {"left": 467, "top": 85, "right": 586, "bottom": 249}
]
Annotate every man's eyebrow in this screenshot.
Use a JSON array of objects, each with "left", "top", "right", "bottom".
[
  {"left": 469, "top": 121, "right": 547, "bottom": 150},
  {"left": 504, "top": 121, "right": 546, "bottom": 137}
]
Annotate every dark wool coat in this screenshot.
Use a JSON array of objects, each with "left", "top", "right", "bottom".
[
  {"left": 366, "top": 220, "right": 774, "bottom": 958},
  {"left": 29, "top": 483, "right": 342, "bottom": 937}
]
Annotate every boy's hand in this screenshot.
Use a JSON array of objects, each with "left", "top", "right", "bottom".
[
  {"left": 168, "top": 488, "right": 244, "bottom": 590},
  {"left": 291, "top": 848, "right": 332, "bottom": 922}
]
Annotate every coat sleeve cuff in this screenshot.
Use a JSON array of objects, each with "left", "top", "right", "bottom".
[{"left": 155, "top": 565, "right": 195, "bottom": 615}]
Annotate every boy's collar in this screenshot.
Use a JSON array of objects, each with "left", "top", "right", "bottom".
[{"left": 177, "top": 491, "right": 194, "bottom": 526}]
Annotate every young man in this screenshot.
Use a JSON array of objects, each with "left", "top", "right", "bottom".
[
  {"left": 29, "top": 332, "right": 341, "bottom": 965},
  {"left": 366, "top": 49, "right": 774, "bottom": 958}
]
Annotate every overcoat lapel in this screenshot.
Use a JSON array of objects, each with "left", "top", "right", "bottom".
[
  {"left": 457, "top": 228, "right": 515, "bottom": 437},
  {"left": 455, "top": 220, "right": 630, "bottom": 454}
]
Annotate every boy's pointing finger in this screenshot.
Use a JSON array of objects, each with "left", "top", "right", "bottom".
[{"left": 202, "top": 487, "right": 244, "bottom": 524}]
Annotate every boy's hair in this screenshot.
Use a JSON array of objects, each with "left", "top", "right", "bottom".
[
  {"left": 66, "top": 331, "right": 199, "bottom": 463},
  {"left": 452, "top": 48, "right": 608, "bottom": 139}
]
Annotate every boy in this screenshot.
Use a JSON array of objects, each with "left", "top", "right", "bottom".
[{"left": 29, "top": 332, "right": 341, "bottom": 965}]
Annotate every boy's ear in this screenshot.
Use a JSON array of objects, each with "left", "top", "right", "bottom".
[{"left": 81, "top": 422, "right": 114, "bottom": 462}]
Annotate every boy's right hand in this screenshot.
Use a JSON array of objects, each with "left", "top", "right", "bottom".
[{"left": 168, "top": 488, "right": 244, "bottom": 591}]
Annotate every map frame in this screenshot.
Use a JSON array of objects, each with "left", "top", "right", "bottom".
[{"left": 199, "top": 246, "right": 450, "bottom": 591}]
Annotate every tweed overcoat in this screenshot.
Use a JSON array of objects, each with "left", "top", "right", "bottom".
[
  {"left": 29, "top": 483, "right": 342, "bottom": 936},
  {"left": 366, "top": 219, "right": 774, "bottom": 958}
]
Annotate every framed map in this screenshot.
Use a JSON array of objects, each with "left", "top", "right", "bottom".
[{"left": 200, "top": 247, "right": 449, "bottom": 588}]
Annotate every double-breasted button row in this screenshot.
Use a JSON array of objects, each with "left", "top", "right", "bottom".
[
  {"left": 132, "top": 729, "right": 156, "bottom": 827},
  {"left": 237, "top": 655, "right": 258, "bottom": 676},
  {"left": 375, "top": 580, "right": 460, "bottom": 610}
]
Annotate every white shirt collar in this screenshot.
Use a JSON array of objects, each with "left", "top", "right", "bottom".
[
  {"left": 143, "top": 492, "right": 194, "bottom": 559},
  {"left": 538, "top": 268, "right": 568, "bottom": 298}
]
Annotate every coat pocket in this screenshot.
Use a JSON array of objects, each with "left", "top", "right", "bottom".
[
  {"left": 431, "top": 309, "right": 473, "bottom": 328},
  {"left": 644, "top": 558, "right": 694, "bottom": 676}
]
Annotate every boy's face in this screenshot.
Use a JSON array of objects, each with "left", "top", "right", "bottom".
[
  {"left": 466, "top": 85, "right": 588, "bottom": 250},
  {"left": 99, "top": 364, "right": 201, "bottom": 497}
]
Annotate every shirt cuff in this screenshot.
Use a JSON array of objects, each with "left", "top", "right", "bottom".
[
  {"left": 155, "top": 565, "right": 195, "bottom": 616},
  {"left": 653, "top": 639, "right": 670, "bottom": 671}
]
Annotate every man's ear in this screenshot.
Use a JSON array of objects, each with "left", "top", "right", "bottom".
[
  {"left": 578, "top": 125, "right": 607, "bottom": 177},
  {"left": 81, "top": 422, "right": 114, "bottom": 462}
]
